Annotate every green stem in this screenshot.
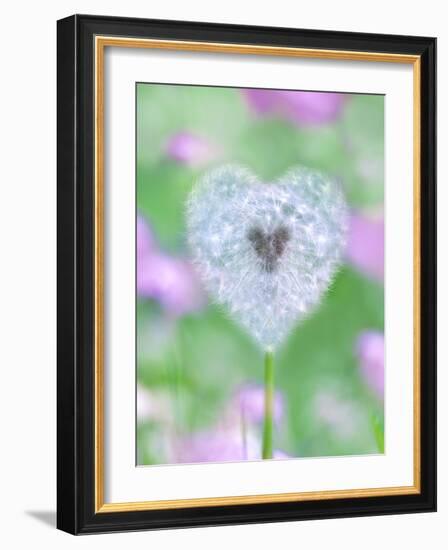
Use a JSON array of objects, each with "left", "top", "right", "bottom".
[{"left": 262, "top": 349, "right": 275, "bottom": 459}]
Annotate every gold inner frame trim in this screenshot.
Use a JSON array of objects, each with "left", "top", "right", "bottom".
[{"left": 94, "top": 35, "right": 421, "bottom": 513}]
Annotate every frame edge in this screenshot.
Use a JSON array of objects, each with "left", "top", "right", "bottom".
[{"left": 57, "top": 14, "right": 79, "bottom": 535}]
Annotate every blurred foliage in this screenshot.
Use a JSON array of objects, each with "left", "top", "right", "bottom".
[{"left": 136, "top": 84, "right": 384, "bottom": 464}]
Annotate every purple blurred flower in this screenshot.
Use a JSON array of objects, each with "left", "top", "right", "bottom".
[
  {"left": 137, "top": 214, "right": 155, "bottom": 258},
  {"left": 273, "top": 449, "right": 290, "bottom": 460},
  {"left": 165, "top": 131, "right": 216, "bottom": 167},
  {"left": 178, "top": 430, "right": 249, "bottom": 463},
  {"left": 139, "top": 254, "right": 203, "bottom": 315},
  {"left": 230, "top": 384, "right": 284, "bottom": 425},
  {"left": 166, "top": 381, "right": 290, "bottom": 464},
  {"left": 177, "top": 428, "right": 288, "bottom": 463},
  {"left": 243, "top": 89, "right": 346, "bottom": 126},
  {"left": 346, "top": 212, "right": 384, "bottom": 281},
  {"left": 137, "top": 215, "right": 203, "bottom": 316},
  {"left": 356, "top": 330, "right": 384, "bottom": 400},
  {"left": 243, "top": 89, "right": 278, "bottom": 114},
  {"left": 177, "top": 385, "right": 288, "bottom": 463}
]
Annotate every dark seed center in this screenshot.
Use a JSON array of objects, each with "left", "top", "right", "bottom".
[{"left": 247, "top": 225, "right": 290, "bottom": 273}]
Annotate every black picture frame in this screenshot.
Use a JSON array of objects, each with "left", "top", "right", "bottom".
[{"left": 57, "top": 14, "right": 436, "bottom": 535}]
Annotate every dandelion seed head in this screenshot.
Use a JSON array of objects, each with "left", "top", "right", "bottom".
[{"left": 187, "top": 165, "right": 348, "bottom": 350}]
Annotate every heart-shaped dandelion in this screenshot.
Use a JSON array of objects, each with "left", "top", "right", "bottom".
[
  {"left": 187, "top": 165, "right": 348, "bottom": 349},
  {"left": 187, "top": 164, "right": 348, "bottom": 458}
]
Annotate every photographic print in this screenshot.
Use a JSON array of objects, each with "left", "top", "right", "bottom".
[
  {"left": 58, "top": 16, "right": 435, "bottom": 533},
  {"left": 136, "top": 84, "right": 385, "bottom": 466}
]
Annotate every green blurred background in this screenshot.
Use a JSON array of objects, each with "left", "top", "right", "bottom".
[{"left": 136, "top": 84, "right": 384, "bottom": 465}]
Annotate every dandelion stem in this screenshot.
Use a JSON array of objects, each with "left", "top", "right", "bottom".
[{"left": 262, "top": 349, "right": 275, "bottom": 459}]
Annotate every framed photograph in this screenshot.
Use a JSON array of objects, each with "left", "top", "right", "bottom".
[{"left": 57, "top": 14, "right": 436, "bottom": 534}]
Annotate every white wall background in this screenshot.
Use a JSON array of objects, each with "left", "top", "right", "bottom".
[{"left": 0, "top": 1, "right": 443, "bottom": 548}]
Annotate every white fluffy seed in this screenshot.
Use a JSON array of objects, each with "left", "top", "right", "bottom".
[{"left": 187, "top": 165, "right": 348, "bottom": 350}]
